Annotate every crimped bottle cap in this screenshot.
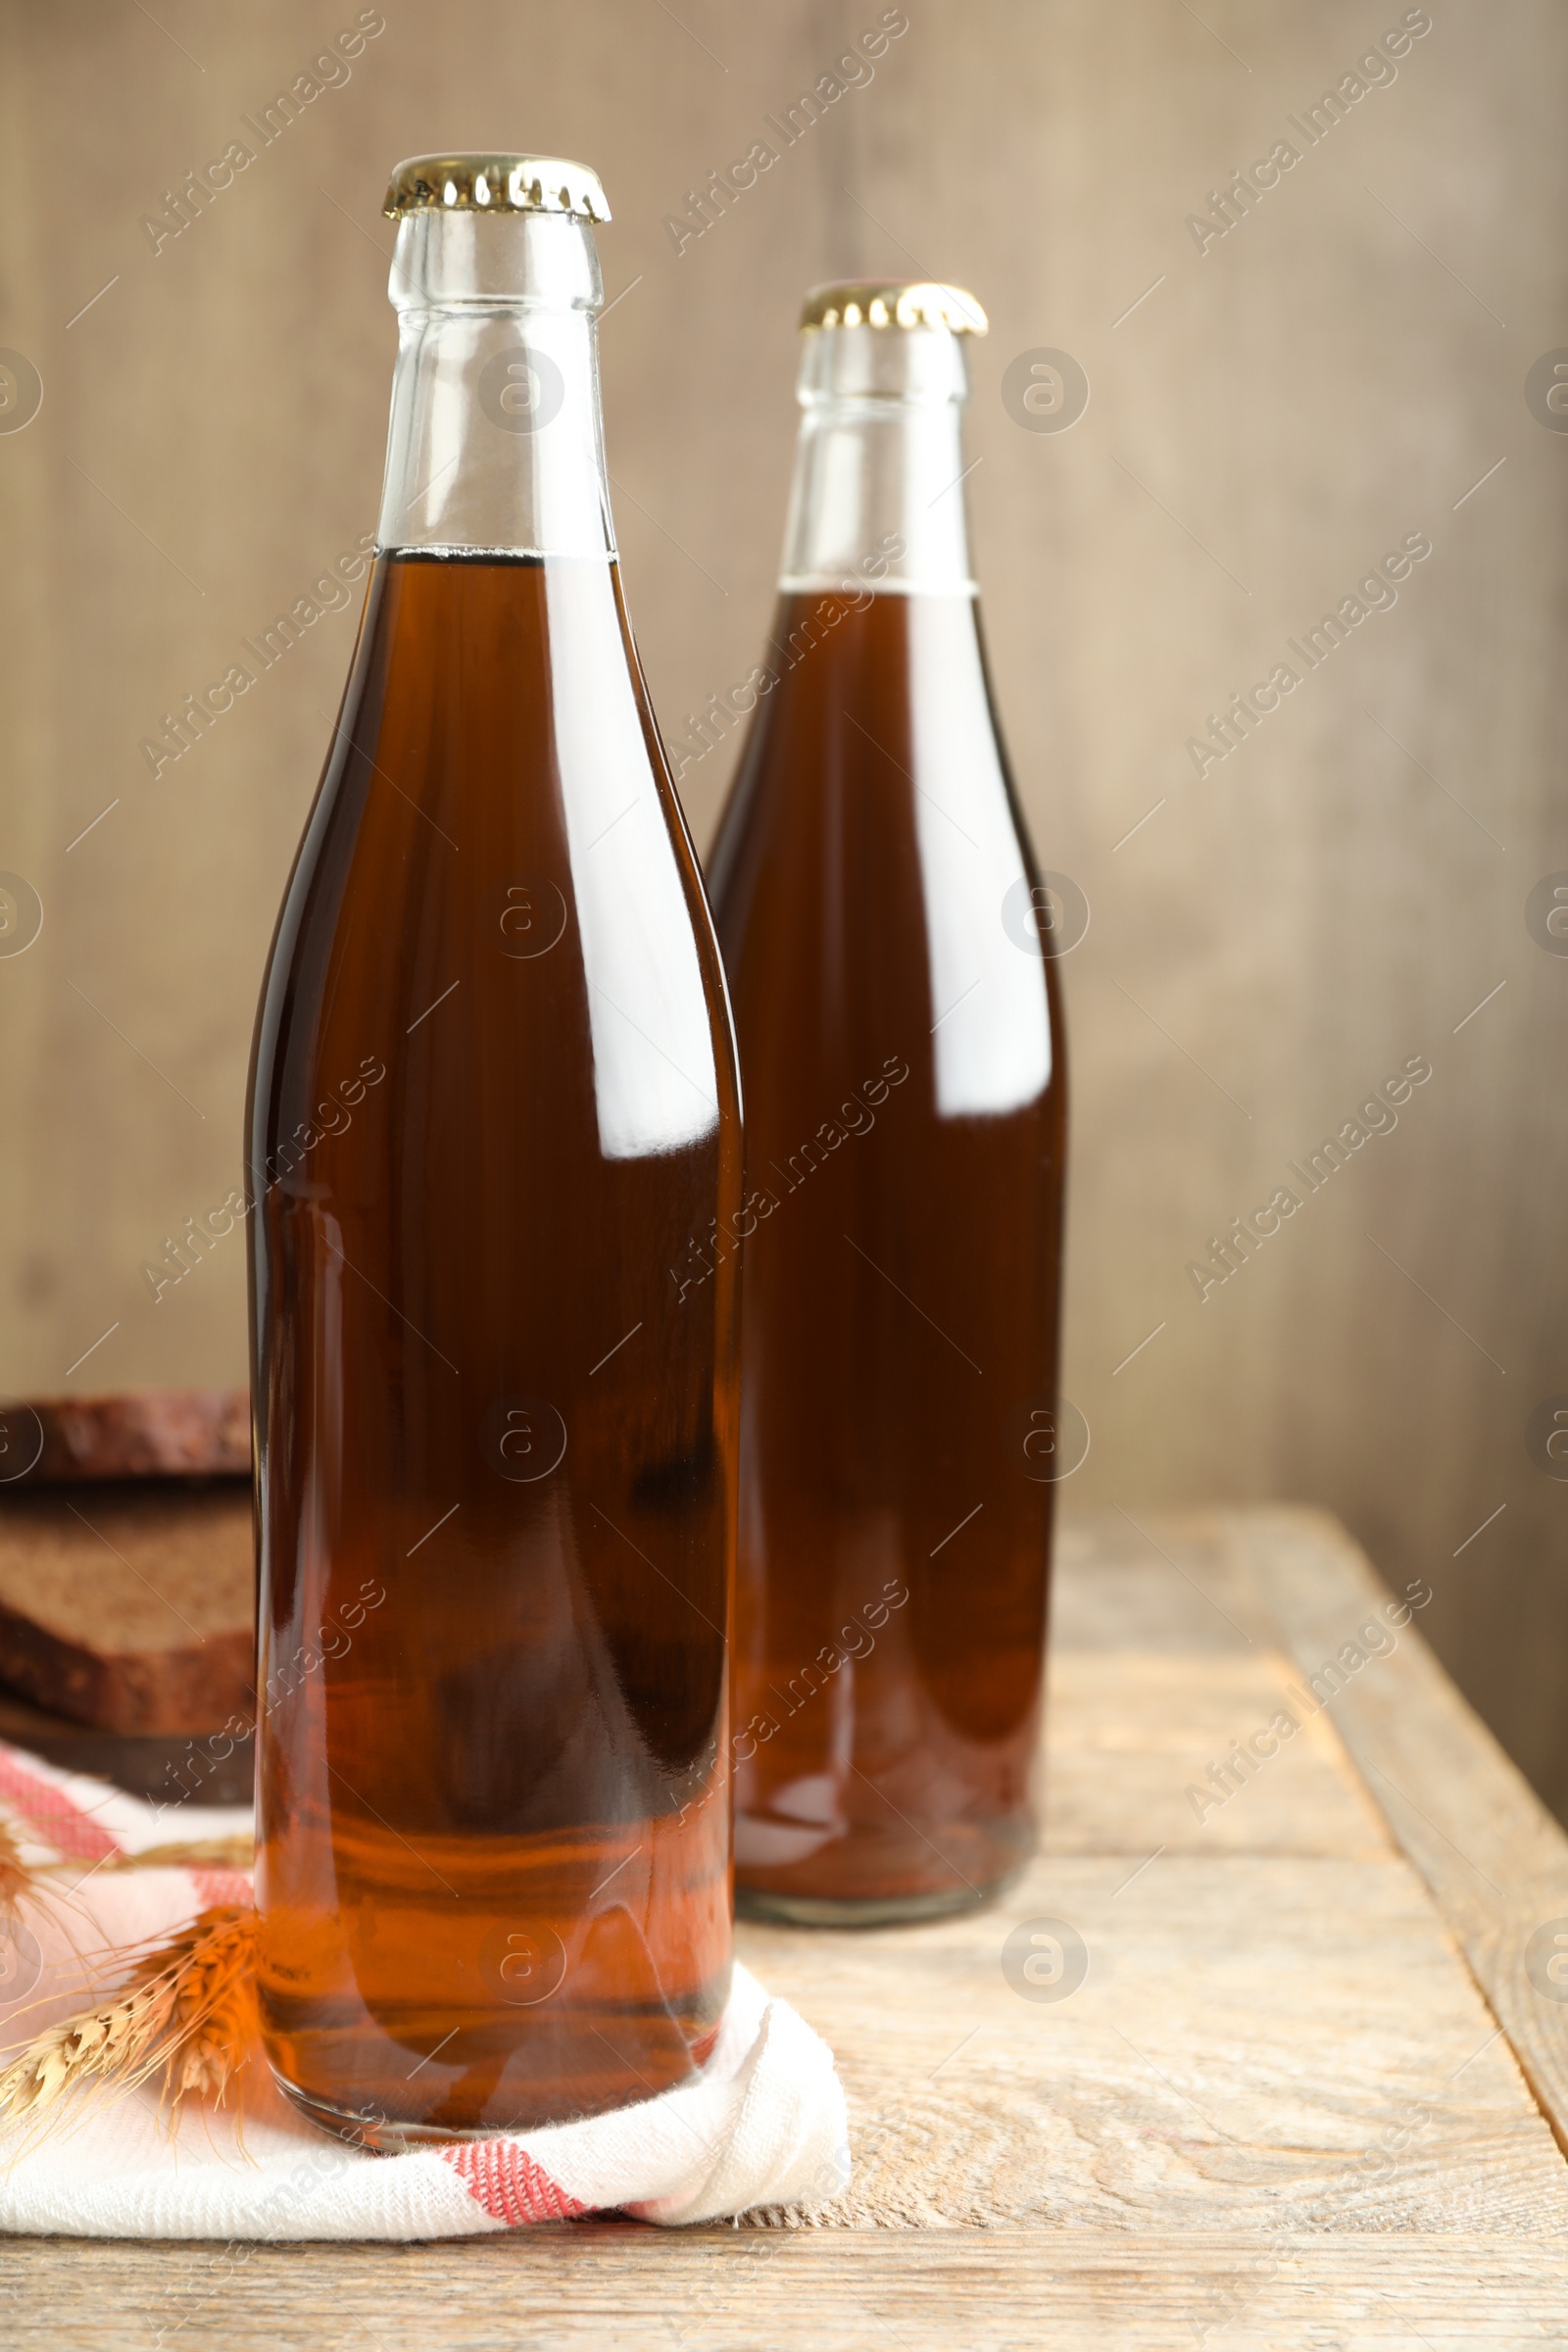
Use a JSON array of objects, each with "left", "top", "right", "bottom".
[
  {"left": 383, "top": 154, "right": 611, "bottom": 222},
  {"left": 800, "top": 279, "right": 987, "bottom": 335}
]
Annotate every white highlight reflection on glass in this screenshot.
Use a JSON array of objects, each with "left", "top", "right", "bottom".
[
  {"left": 906, "top": 600, "right": 1052, "bottom": 1119},
  {"left": 546, "top": 560, "right": 718, "bottom": 1161}
]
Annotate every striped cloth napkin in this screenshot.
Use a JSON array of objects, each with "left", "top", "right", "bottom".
[{"left": 0, "top": 1738, "right": 849, "bottom": 2238}]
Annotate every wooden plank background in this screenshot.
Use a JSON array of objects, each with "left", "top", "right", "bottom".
[{"left": 1, "top": 1, "right": 1565, "bottom": 1829}]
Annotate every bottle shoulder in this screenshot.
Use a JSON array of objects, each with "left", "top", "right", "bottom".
[
  {"left": 251, "top": 554, "right": 739, "bottom": 1173},
  {"left": 709, "top": 590, "right": 1060, "bottom": 1128}
]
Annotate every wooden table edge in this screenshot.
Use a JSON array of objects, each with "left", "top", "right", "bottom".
[{"left": 1218, "top": 1502, "right": 1568, "bottom": 2158}]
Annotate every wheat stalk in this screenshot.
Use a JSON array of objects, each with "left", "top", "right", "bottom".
[
  {"left": 0, "top": 1818, "right": 33, "bottom": 1926},
  {"left": 0, "top": 1904, "right": 258, "bottom": 2132},
  {"left": 112, "top": 1837, "right": 257, "bottom": 1871}
]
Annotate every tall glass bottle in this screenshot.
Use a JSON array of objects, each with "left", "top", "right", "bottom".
[
  {"left": 707, "top": 281, "right": 1066, "bottom": 1925},
  {"left": 246, "top": 156, "right": 740, "bottom": 2142}
]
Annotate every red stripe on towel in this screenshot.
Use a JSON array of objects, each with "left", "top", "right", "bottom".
[
  {"left": 0, "top": 1750, "right": 122, "bottom": 1862},
  {"left": 191, "top": 1868, "right": 254, "bottom": 1908},
  {"left": 442, "top": 2139, "right": 587, "bottom": 2227}
]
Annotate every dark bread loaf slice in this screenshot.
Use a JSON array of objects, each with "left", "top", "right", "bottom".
[
  {"left": 0, "top": 1389, "right": 249, "bottom": 1485},
  {"left": 0, "top": 1480, "right": 254, "bottom": 1735},
  {"left": 0, "top": 1681, "right": 255, "bottom": 1804}
]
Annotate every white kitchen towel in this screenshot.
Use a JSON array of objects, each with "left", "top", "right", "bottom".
[{"left": 0, "top": 1739, "right": 850, "bottom": 2238}]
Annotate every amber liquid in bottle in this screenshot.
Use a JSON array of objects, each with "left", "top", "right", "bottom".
[
  {"left": 247, "top": 189, "right": 738, "bottom": 2141},
  {"left": 707, "top": 292, "right": 1065, "bottom": 1924}
]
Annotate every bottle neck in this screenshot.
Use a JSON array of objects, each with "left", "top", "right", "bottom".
[
  {"left": 376, "top": 210, "right": 614, "bottom": 561},
  {"left": 778, "top": 323, "right": 975, "bottom": 598}
]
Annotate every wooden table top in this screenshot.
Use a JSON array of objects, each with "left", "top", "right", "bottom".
[{"left": 6, "top": 1504, "right": 1568, "bottom": 2347}]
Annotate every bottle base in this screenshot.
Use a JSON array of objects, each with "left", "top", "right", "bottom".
[
  {"left": 735, "top": 1872, "right": 1020, "bottom": 1930},
  {"left": 270, "top": 2070, "right": 510, "bottom": 2152}
]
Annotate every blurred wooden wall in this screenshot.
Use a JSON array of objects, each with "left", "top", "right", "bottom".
[{"left": 3, "top": 0, "right": 1566, "bottom": 1812}]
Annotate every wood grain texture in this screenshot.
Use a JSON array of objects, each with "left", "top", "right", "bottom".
[
  {"left": 1240, "top": 1504, "right": 1568, "bottom": 2160},
  {"left": 2, "top": 1508, "right": 1566, "bottom": 2348},
  {"left": 4, "top": 2232, "right": 1568, "bottom": 2352},
  {"left": 746, "top": 1851, "right": 1568, "bottom": 2232},
  {"left": 1041, "top": 1651, "right": 1397, "bottom": 1856},
  {"left": 0, "top": 0, "right": 1564, "bottom": 1831}
]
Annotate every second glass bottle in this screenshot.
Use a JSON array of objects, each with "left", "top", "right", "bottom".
[{"left": 708, "top": 280, "right": 1068, "bottom": 1924}]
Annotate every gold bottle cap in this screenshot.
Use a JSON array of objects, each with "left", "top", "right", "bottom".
[
  {"left": 383, "top": 154, "right": 611, "bottom": 223},
  {"left": 800, "top": 279, "right": 987, "bottom": 335}
]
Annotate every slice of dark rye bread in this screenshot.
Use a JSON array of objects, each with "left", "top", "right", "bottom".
[
  {"left": 0, "top": 1484, "right": 255, "bottom": 1735},
  {"left": 0, "top": 1388, "right": 249, "bottom": 1484},
  {"left": 0, "top": 1392, "right": 255, "bottom": 1735}
]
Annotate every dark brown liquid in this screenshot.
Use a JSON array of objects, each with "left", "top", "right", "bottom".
[
  {"left": 247, "top": 553, "right": 740, "bottom": 2139},
  {"left": 706, "top": 589, "right": 1065, "bottom": 1917}
]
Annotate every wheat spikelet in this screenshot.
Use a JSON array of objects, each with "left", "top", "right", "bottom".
[
  {"left": 0, "top": 1817, "right": 33, "bottom": 1925},
  {"left": 0, "top": 1904, "right": 258, "bottom": 2133}
]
